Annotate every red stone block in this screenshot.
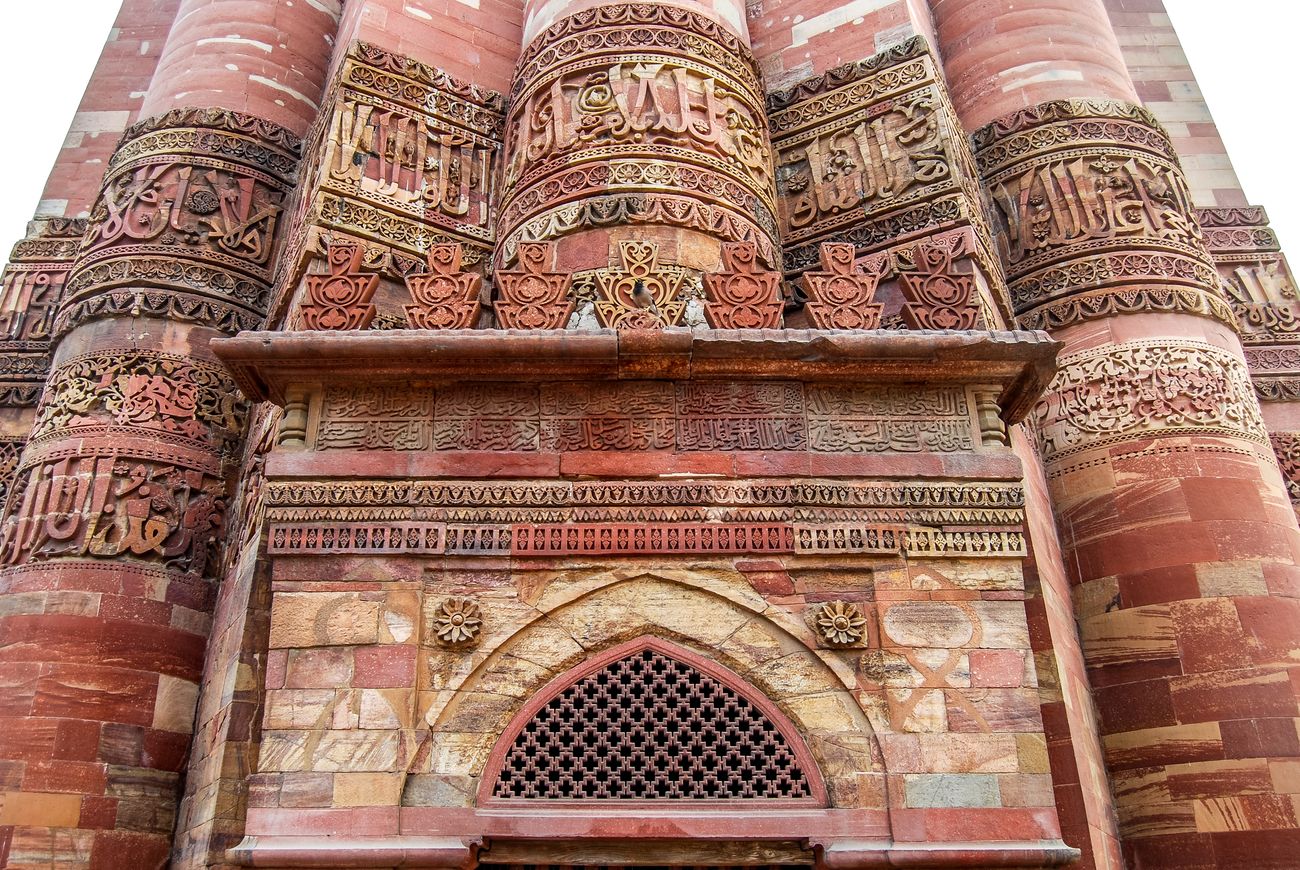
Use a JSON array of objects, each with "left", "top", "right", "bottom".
[
  {"left": 1123, "top": 831, "right": 1216, "bottom": 870},
  {"left": 23, "top": 760, "right": 108, "bottom": 795},
  {"left": 32, "top": 665, "right": 158, "bottom": 727},
  {"left": 1220, "top": 718, "right": 1300, "bottom": 759},
  {"left": 0, "top": 717, "right": 60, "bottom": 760},
  {"left": 967, "top": 647, "right": 1024, "bottom": 686},
  {"left": 0, "top": 662, "right": 39, "bottom": 717},
  {"left": 1170, "top": 668, "right": 1299, "bottom": 725},
  {"left": 1209, "top": 829, "right": 1300, "bottom": 868},
  {"left": 1094, "top": 678, "right": 1177, "bottom": 735},
  {"left": 353, "top": 645, "right": 418, "bottom": 689},
  {"left": 98, "top": 724, "right": 145, "bottom": 767},
  {"left": 88, "top": 829, "right": 171, "bottom": 870},
  {"left": 53, "top": 719, "right": 102, "bottom": 763},
  {"left": 1117, "top": 564, "right": 1201, "bottom": 608},
  {"left": 79, "top": 796, "right": 119, "bottom": 830},
  {"left": 142, "top": 729, "right": 190, "bottom": 773}
]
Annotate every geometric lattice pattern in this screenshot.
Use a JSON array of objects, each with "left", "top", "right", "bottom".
[{"left": 492, "top": 648, "right": 813, "bottom": 800}]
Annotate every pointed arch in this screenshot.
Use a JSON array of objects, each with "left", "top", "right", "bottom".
[{"left": 478, "top": 635, "right": 828, "bottom": 806}]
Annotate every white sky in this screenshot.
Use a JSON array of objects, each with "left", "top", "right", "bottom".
[{"left": 0, "top": 1, "right": 1294, "bottom": 254}]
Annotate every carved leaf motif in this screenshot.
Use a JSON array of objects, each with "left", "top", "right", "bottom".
[
  {"left": 300, "top": 242, "right": 380, "bottom": 330},
  {"left": 801, "top": 243, "right": 885, "bottom": 330},
  {"left": 493, "top": 241, "right": 574, "bottom": 330},
  {"left": 404, "top": 244, "right": 482, "bottom": 329}
]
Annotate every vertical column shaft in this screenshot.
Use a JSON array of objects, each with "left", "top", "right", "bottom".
[
  {"left": 496, "top": 0, "right": 778, "bottom": 323},
  {"left": 932, "top": 1, "right": 1300, "bottom": 868},
  {"left": 0, "top": 3, "right": 338, "bottom": 868}
]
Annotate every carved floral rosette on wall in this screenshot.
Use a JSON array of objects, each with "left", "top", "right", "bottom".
[
  {"left": 972, "top": 100, "right": 1228, "bottom": 333},
  {"left": 57, "top": 108, "right": 302, "bottom": 336},
  {"left": 496, "top": 3, "right": 778, "bottom": 271}
]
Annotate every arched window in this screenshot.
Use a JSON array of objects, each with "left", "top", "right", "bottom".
[{"left": 482, "top": 637, "right": 825, "bottom": 804}]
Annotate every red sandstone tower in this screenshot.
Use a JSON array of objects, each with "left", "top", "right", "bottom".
[{"left": 0, "top": 1, "right": 1296, "bottom": 869}]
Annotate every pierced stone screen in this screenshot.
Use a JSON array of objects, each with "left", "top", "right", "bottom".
[{"left": 492, "top": 647, "right": 813, "bottom": 800}]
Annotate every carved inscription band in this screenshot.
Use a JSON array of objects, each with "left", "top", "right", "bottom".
[
  {"left": 59, "top": 108, "right": 302, "bottom": 336},
  {"left": 497, "top": 3, "right": 777, "bottom": 267},
  {"left": 972, "top": 99, "right": 1228, "bottom": 331}
]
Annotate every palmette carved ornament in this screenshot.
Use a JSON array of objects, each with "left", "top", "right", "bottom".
[
  {"left": 972, "top": 99, "right": 1224, "bottom": 330},
  {"left": 801, "top": 244, "right": 886, "bottom": 330},
  {"left": 0, "top": 437, "right": 22, "bottom": 509},
  {"left": 404, "top": 244, "right": 483, "bottom": 329},
  {"left": 593, "top": 241, "right": 688, "bottom": 329},
  {"left": 1034, "top": 340, "right": 1267, "bottom": 462},
  {"left": 300, "top": 242, "right": 380, "bottom": 330},
  {"left": 496, "top": 3, "right": 777, "bottom": 268},
  {"left": 31, "top": 350, "right": 248, "bottom": 455},
  {"left": 896, "top": 231, "right": 980, "bottom": 330},
  {"left": 60, "top": 108, "right": 300, "bottom": 336},
  {"left": 493, "top": 241, "right": 573, "bottom": 329},
  {"left": 702, "top": 243, "right": 784, "bottom": 329}
]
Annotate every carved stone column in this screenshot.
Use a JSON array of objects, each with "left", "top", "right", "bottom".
[
  {"left": 0, "top": 2, "right": 339, "bottom": 866},
  {"left": 934, "top": 1, "right": 1300, "bottom": 865},
  {"left": 495, "top": 2, "right": 777, "bottom": 326}
]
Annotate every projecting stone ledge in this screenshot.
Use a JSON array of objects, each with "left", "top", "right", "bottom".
[{"left": 212, "top": 328, "right": 1059, "bottom": 425}]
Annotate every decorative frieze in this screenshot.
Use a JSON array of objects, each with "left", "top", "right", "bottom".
[
  {"left": 1269, "top": 432, "right": 1300, "bottom": 503},
  {"left": 59, "top": 108, "right": 301, "bottom": 336},
  {"left": 30, "top": 349, "right": 248, "bottom": 456},
  {"left": 1034, "top": 340, "right": 1267, "bottom": 462},
  {"left": 972, "top": 99, "right": 1225, "bottom": 331},
  {"left": 305, "top": 379, "right": 977, "bottom": 454},
  {"left": 768, "top": 36, "right": 1003, "bottom": 327},
  {"left": 497, "top": 3, "right": 777, "bottom": 268}
]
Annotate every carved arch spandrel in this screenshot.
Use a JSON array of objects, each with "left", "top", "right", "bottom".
[{"left": 409, "top": 572, "right": 882, "bottom": 810}]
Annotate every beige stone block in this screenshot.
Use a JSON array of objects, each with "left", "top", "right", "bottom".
[
  {"left": 433, "top": 690, "right": 519, "bottom": 736},
  {"left": 747, "top": 650, "right": 844, "bottom": 700},
  {"left": 915, "top": 733, "right": 1019, "bottom": 773},
  {"left": 333, "top": 772, "right": 403, "bottom": 807},
  {"left": 717, "top": 618, "right": 805, "bottom": 671},
  {"left": 881, "top": 602, "right": 976, "bottom": 648},
  {"left": 270, "top": 593, "right": 380, "bottom": 648},
  {"left": 259, "top": 729, "right": 402, "bottom": 772},
  {"left": 153, "top": 675, "right": 200, "bottom": 734},
  {"left": 781, "top": 691, "right": 864, "bottom": 733},
  {"left": 429, "top": 731, "right": 499, "bottom": 777},
  {"left": 1195, "top": 561, "right": 1268, "bottom": 598},
  {"left": 1016, "top": 734, "right": 1050, "bottom": 774},
  {"left": 887, "top": 687, "right": 947, "bottom": 733},
  {"left": 380, "top": 590, "right": 420, "bottom": 644},
  {"left": 1103, "top": 722, "right": 1222, "bottom": 770},
  {"left": 471, "top": 654, "right": 555, "bottom": 700},
  {"left": 1079, "top": 605, "right": 1176, "bottom": 669},
  {"left": 548, "top": 598, "right": 641, "bottom": 651},
  {"left": 998, "top": 773, "right": 1055, "bottom": 807},
  {"left": 1072, "top": 575, "right": 1120, "bottom": 619},
  {"left": 491, "top": 616, "right": 585, "bottom": 674},
  {"left": 1271, "top": 760, "right": 1300, "bottom": 794},
  {"left": 0, "top": 791, "right": 83, "bottom": 826},
  {"left": 263, "top": 689, "right": 346, "bottom": 730},
  {"left": 603, "top": 579, "right": 751, "bottom": 647},
  {"left": 359, "top": 689, "right": 413, "bottom": 730}
]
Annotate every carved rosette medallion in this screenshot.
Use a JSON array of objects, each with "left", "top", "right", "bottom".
[
  {"left": 495, "top": 4, "right": 778, "bottom": 270},
  {"left": 434, "top": 597, "right": 483, "bottom": 647},
  {"left": 813, "top": 601, "right": 868, "bottom": 647},
  {"left": 1034, "top": 340, "right": 1267, "bottom": 464},
  {"left": 59, "top": 108, "right": 301, "bottom": 336},
  {"left": 972, "top": 99, "right": 1225, "bottom": 330}
]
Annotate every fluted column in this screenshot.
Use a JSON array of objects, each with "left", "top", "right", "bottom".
[
  {"left": 0, "top": 3, "right": 338, "bottom": 867},
  {"left": 496, "top": 0, "right": 778, "bottom": 326},
  {"left": 932, "top": 1, "right": 1300, "bottom": 867}
]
